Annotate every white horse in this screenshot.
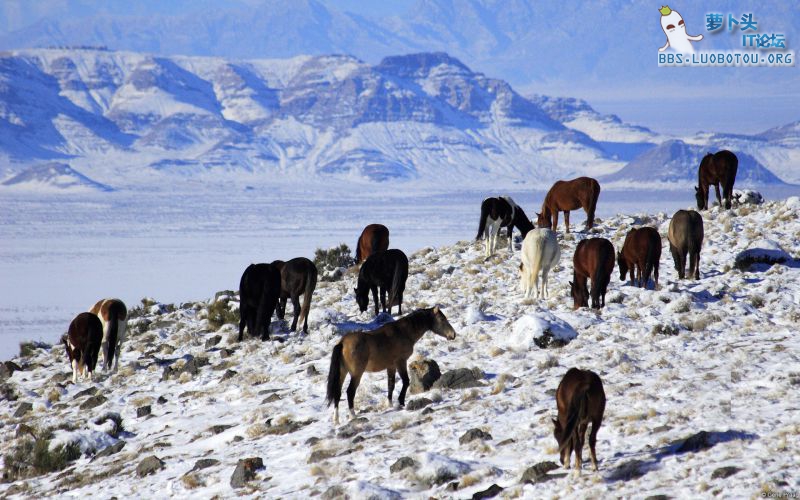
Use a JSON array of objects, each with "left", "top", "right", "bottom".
[
  {"left": 520, "top": 228, "right": 560, "bottom": 299},
  {"left": 89, "top": 298, "right": 128, "bottom": 372}
]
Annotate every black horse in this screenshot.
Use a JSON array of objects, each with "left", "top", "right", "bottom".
[
  {"left": 355, "top": 249, "right": 408, "bottom": 316},
  {"left": 476, "top": 196, "right": 535, "bottom": 256},
  {"left": 239, "top": 263, "right": 281, "bottom": 341},
  {"left": 272, "top": 257, "right": 318, "bottom": 334}
]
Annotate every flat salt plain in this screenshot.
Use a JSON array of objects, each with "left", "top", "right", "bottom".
[{"left": 1, "top": 184, "right": 799, "bottom": 498}]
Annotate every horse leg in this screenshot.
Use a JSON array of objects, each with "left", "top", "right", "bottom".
[
  {"left": 564, "top": 211, "right": 570, "bottom": 233},
  {"left": 372, "top": 286, "right": 379, "bottom": 316},
  {"left": 332, "top": 364, "right": 348, "bottom": 425},
  {"left": 397, "top": 360, "right": 410, "bottom": 407},
  {"left": 714, "top": 183, "right": 722, "bottom": 208},
  {"left": 380, "top": 287, "right": 387, "bottom": 313},
  {"left": 553, "top": 211, "right": 559, "bottom": 232},
  {"left": 575, "top": 422, "right": 588, "bottom": 472},
  {"left": 541, "top": 267, "right": 549, "bottom": 299},
  {"left": 589, "top": 419, "right": 601, "bottom": 471},
  {"left": 346, "top": 372, "right": 363, "bottom": 420},
  {"left": 290, "top": 294, "right": 301, "bottom": 331},
  {"left": 507, "top": 225, "right": 514, "bottom": 252},
  {"left": 238, "top": 306, "right": 247, "bottom": 342},
  {"left": 386, "top": 367, "right": 396, "bottom": 405},
  {"left": 691, "top": 250, "right": 700, "bottom": 280}
]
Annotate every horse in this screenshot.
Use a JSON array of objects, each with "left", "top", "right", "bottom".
[
  {"left": 356, "top": 224, "right": 390, "bottom": 264},
  {"left": 325, "top": 306, "right": 457, "bottom": 425},
  {"left": 273, "top": 257, "right": 317, "bottom": 334},
  {"left": 570, "top": 238, "right": 615, "bottom": 309},
  {"left": 88, "top": 298, "right": 127, "bottom": 372},
  {"left": 355, "top": 249, "right": 408, "bottom": 316},
  {"left": 617, "top": 227, "right": 662, "bottom": 290},
  {"left": 696, "top": 150, "right": 738, "bottom": 210},
  {"left": 62, "top": 312, "right": 103, "bottom": 384},
  {"left": 537, "top": 177, "right": 601, "bottom": 233},
  {"left": 476, "top": 196, "right": 535, "bottom": 257},
  {"left": 668, "top": 210, "right": 704, "bottom": 280},
  {"left": 520, "top": 228, "right": 561, "bottom": 299},
  {"left": 238, "top": 263, "right": 282, "bottom": 341},
  {"left": 552, "top": 368, "right": 606, "bottom": 472}
]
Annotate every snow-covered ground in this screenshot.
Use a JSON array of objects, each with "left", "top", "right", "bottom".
[{"left": 1, "top": 194, "right": 798, "bottom": 498}]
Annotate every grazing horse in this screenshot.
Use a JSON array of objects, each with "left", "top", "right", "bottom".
[
  {"left": 476, "top": 196, "right": 535, "bottom": 257},
  {"left": 356, "top": 224, "right": 390, "bottom": 264},
  {"left": 617, "top": 227, "right": 662, "bottom": 290},
  {"left": 668, "top": 210, "right": 704, "bottom": 280},
  {"left": 552, "top": 368, "right": 606, "bottom": 472},
  {"left": 355, "top": 249, "right": 408, "bottom": 316},
  {"left": 62, "top": 312, "right": 103, "bottom": 384},
  {"left": 238, "top": 263, "right": 281, "bottom": 341},
  {"left": 326, "top": 306, "right": 457, "bottom": 424},
  {"left": 696, "top": 150, "right": 738, "bottom": 210},
  {"left": 570, "top": 238, "right": 615, "bottom": 309},
  {"left": 537, "top": 177, "right": 601, "bottom": 233},
  {"left": 273, "top": 257, "right": 318, "bottom": 334},
  {"left": 89, "top": 298, "right": 127, "bottom": 372},
  {"left": 520, "top": 228, "right": 561, "bottom": 299}
]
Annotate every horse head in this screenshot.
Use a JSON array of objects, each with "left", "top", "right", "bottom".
[
  {"left": 551, "top": 418, "right": 568, "bottom": 464},
  {"left": 431, "top": 306, "right": 457, "bottom": 340},
  {"left": 694, "top": 185, "right": 705, "bottom": 210},
  {"left": 536, "top": 212, "right": 551, "bottom": 229},
  {"left": 354, "top": 286, "right": 368, "bottom": 312},
  {"left": 617, "top": 251, "right": 628, "bottom": 281},
  {"left": 569, "top": 280, "right": 588, "bottom": 309}
]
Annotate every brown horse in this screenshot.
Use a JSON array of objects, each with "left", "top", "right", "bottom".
[
  {"left": 537, "top": 177, "right": 601, "bottom": 233},
  {"left": 238, "top": 263, "right": 281, "bottom": 341},
  {"left": 273, "top": 257, "right": 318, "bottom": 334},
  {"left": 89, "top": 298, "right": 127, "bottom": 372},
  {"left": 356, "top": 224, "right": 390, "bottom": 264},
  {"left": 63, "top": 312, "right": 103, "bottom": 384},
  {"left": 570, "top": 238, "right": 615, "bottom": 309},
  {"left": 668, "top": 209, "right": 704, "bottom": 280},
  {"left": 696, "top": 150, "right": 738, "bottom": 210},
  {"left": 617, "top": 227, "right": 662, "bottom": 289},
  {"left": 552, "top": 368, "right": 606, "bottom": 472},
  {"left": 325, "top": 307, "right": 457, "bottom": 425}
]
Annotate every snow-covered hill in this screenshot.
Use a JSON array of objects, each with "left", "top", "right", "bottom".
[
  {"left": 1, "top": 163, "right": 113, "bottom": 192},
  {"left": 1, "top": 197, "right": 799, "bottom": 497}
]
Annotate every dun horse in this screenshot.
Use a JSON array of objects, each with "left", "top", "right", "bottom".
[
  {"left": 553, "top": 368, "right": 606, "bottom": 472},
  {"left": 356, "top": 224, "right": 390, "bottom": 264},
  {"left": 89, "top": 298, "right": 127, "bottom": 372},
  {"left": 537, "top": 177, "right": 601, "bottom": 233},
  {"left": 273, "top": 257, "right": 318, "bottom": 334},
  {"left": 617, "top": 227, "right": 662, "bottom": 289},
  {"left": 570, "top": 238, "right": 615, "bottom": 309},
  {"left": 520, "top": 228, "right": 561, "bottom": 299},
  {"left": 239, "top": 263, "right": 281, "bottom": 341},
  {"left": 63, "top": 312, "right": 103, "bottom": 384},
  {"left": 668, "top": 210, "right": 704, "bottom": 280},
  {"left": 476, "top": 196, "right": 535, "bottom": 257},
  {"left": 355, "top": 249, "right": 408, "bottom": 316},
  {"left": 696, "top": 150, "right": 738, "bottom": 210},
  {"left": 325, "top": 307, "right": 457, "bottom": 424}
]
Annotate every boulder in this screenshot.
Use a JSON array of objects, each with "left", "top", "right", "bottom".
[
  {"left": 409, "top": 359, "right": 441, "bottom": 394},
  {"left": 432, "top": 367, "right": 484, "bottom": 390},
  {"left": 137, "top": 455, "right": 165, "bottom": 477},
  {"left": 521, "top": 461, "right": 560, "bottom": 483},
  {"left": 507, "top": 313, "right": 577, "bottom": 350},
  {"left": 459, "top": 428, "right": 492, "bottom": 445},
  {"left": 230, "top": 457, "right": 264, "bottom": 488}
]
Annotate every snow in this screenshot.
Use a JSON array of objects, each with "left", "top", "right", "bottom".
[
  {"left": 506, "top": 311, "right": 578, "bottom": 351},
  {"left": 2, "top": 196, "right": 800, "bottom": 498}
]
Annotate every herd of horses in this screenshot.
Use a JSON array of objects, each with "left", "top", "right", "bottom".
[{"left": 58, "top": 150, "right": 738, "bottom": 473}]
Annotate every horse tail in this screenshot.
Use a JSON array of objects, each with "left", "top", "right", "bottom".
[
  {"left": 355, "top": 238, "right": 362, "bottom": 263},
  {"left": 476, "top": 201, "right": 489, "bottom": 241},
  {"left": 643, "top": 236, "right": 658, "bottom": 289},
  {"left": 559, "top": 385, "right": 590, "bottom": 453},
  {"left": 587, "top": 179, "right": 601, "bottom": 227},
  {"left": 105, "top": 301, "right": 124, "bottom": 370},
  {"left": 299, "top": 267, "right": 317, "bottom": 332},
  {"left": 326, "top": 343, "right": 344, "bottom": 407}
]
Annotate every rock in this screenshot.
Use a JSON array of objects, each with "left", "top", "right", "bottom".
[
  {"left": 0, "top": 361, "right": 21, "bottom": 379},
  {"left": 497, "top": 438, "right": 515, "bottom": 446},
  {"left": 322, "top": 485, "right": 346, "bottom": 500},
  {"left": 644, "top": 496, "right": 671, "bottom": 500},
  {"left": 406, "top": 397, "right": 433, "bottom": 411},
  {"left": 137, "top": 405, "right": 152, "bottom": 418},
  {"left": 607, "top": 459, "right": 648, "bottom": 481},
  {"left": 13, "top": 402, "right": 32, "bottom": 418},
  {"left": 308, "top": 449, "right": 337, "bottom": 463},
  {"left": 409, "top": 359, "right": 441, "bottom": 394},
  {"left": 521, "top": 461, "right": 560, "bottom": 483},
  {"left": 181, "top": 359, "right": 200, "bottom": 376},
  {"left": 433, "top": 367, "right": 484, "bottom": 390},
  {"left": 93, "top": 441, "right": 126, "bottom": 460},
  {"left": 459, "top": 428, "right": 492, "bottom": 445},
  {"left": 734, "top": 240, "right": 791, "bottom": 271},
  {"left": 306, "top": 365, "right": 319, "bottom": 376},
  {"left": 337, "top": 422, "right": 362, "bottom": 439},
  {"left": 390, "top": 457, "right": 417, "bottom": 473},
  {"left": 221, "top": 370, "right": 238, "bottom": 381},
  {"left": 421, "top": 406, "right": 434, "bottom": 415},
  {"left": 674, "top": 431, "right": 714, "bottom": 453},
  {"left": 506, "top": 313, "right": 577, "bottom": 350},
  {"left": 16, "top": 423, "right": 36, "bottom": 438},
  {"left": 230, "top": 457, "right": 264, "bottom": 488},
  {"left": 47, "top": 372, "right": 71, "bottom": 385},
  {"left": 219, "top": 348, "right": 233, "bottom": 359},
  {"left": 262, "top": 393, "right": 281, "bottom": 403},
  {"left": 80, "top": 395, "right": 107, "bottom": 410},
  {"left": 232, "top": 436, "right": 244, "bottom": 443},
  {"left": 711, "top": 466, "right": 741, "bottom": 479},
  {"left": 205, "top": 335, "right": 222, "bottom": 348},
  {"left": 137, "top": 455, "right": 165, "bottom": 477},
  {"left": 266, "top": 419, "right": 312, "bottom": 436},
  {"left": 157, "top": 395, "right": 168, "bottom": 404},
  {"left": 0, "top": 383, "right": 18, "bottom": 402},
  {"left": 73, "top": 386, "right": 98, "bottom": 399},
  {"left": 191, "top": 458, "right": 220, "bottom": 472},
  {"left": 209, "top": 424, "right": 235, "bottom": 435},
  {"left": 305, "top": 437, "right": 320, "bottom": 446},
  {"left": 732, "top": 189, "right": 763, "bottom": 205},
  {"left": 472, "top": 484, "right": 503, "bottom": 499}
]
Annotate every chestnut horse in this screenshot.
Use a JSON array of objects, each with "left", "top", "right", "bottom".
[
  {"left": 696, "top": 150, "right": 738, "bottom": 210},
  {"left": 476, "top": 196, "right": 535, "bottom": 257},
  {"left": 89, "top": 298, "right": 127, "bottom": 372},
  {"left": 553, "top": 368, "right": 606, "bottom": 472},
  {"left": 570, "top": 238, "right": 615, "bottom": 309},
  {"left": 668, "top": 210, "right": 704, "bottom": 280},
  {"left": 326, "top": 306, "right": 457, "bottom": 424},
  {"left": 356, "top": 224, "right": 390, "bottom": 264},
  {"left": 617, "top": 227, "right": 662, "bottom": 289},
  {"left": 537, "top": 177, "right": 600, "bottom": 233}
]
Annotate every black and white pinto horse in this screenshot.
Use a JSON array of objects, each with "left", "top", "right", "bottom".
[{"left": 476, "top": 196, "right": 535, "bottom": 257}]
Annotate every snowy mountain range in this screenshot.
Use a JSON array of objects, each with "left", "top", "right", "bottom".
[{"left": 0, "top": 48, "right": 797, "bottom": 192}]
